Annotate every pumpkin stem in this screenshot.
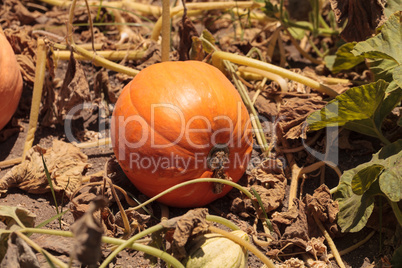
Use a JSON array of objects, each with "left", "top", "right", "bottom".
[{"left": 207, "top": 145, "right": 232, "bottom": 194}]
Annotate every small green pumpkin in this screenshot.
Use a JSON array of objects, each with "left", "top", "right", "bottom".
[{"left": 183, "top": 230, "right": 249, "bottom": 268}]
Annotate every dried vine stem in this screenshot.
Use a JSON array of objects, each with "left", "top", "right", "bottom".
[
  {"left": 53, "top": 50, "right": 145, "bottom": 61},
  {"left": 151, "top": 1, "right": 263, "bottom": 41},
  {"left": 238, "top": 66, "right": 289, "bottom": 92},
  {"left": 212, "top": 51, "right": 338, "bottom": 97},
  {"left": 312, "top": 213, "right": 345, "bottom": 268},
  {"left": 22, "top": 39, "right": 47, "bottom": 159},
  {"left": 328, "top": 230, "right": 375, "bottom": 259},
  {"left": 15, "top": 231, "right": 69, "bottom": 268},
  {"left": 161, "top": 0, "right": 170, "bottom": 61}
]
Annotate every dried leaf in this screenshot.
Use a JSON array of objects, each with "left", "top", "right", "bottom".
[
  {"left": 93, "top": 71, "right": 121, "bottom": 104},
  {"left": 0, "top": 0, "right": 41, "bottom": 26},
  {"left": 268, "top": 200, "right": 310, "bottom": 256},
  {"left": 0, "top": 206, "right": 36, "bottom": 228},
  {"left": 178, "top": 13, "right": 199, "bottom": 61},
  {"left": 3, "top": 27, "right": 37, "bottom": 85},
  {"left": 248, "top": 182, "right": 286, "bottom": 214},
  {"left": 0, "top": 140, "right": 90, "bottom": 197},
  {"left": 33, "top": 235, "right": 74, "bottom": 256},
  {"left": 305, "top": 237, "right": 327, "bottom": 259},
  {"left": 306, "top": 185, "right": 339, "bottom": 224},
  {"left": 279, "top": 97, "right": 327, "bottom": 139},
  {"left": 170, "top": 208, "right": 209, "bottom": 259},
  {"left": 190, "top": 37, "right": 205, "bottom": 61},
  {"left": 251, "top": 92, "right": 278, "bottom": 118},
  {"left": 115, "top": 209, "right": 151, "bottom": 233},
  {"left": 231, "top": 158, "right": 287, "bottom": 217},
  {"left": 57, "top": 52, "right": 91, "bottom": 124},
  {"left": 329, "top": 0, "right": 386, "bottom": 41},
  {"left": 305, "top": 185, "right": 339, "bottom": 237},
  {"left": 277, "top": 257, "right": 306, "bottom": 268},
  {"left": 0, "top": 232, "right": 40, "bottom": 268},
  {"left": 70, "top": 196, "right": 107, "bottom": 265}
]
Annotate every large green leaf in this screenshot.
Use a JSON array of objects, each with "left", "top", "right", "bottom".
[
  {"left": 324, "top": 42, "right": 365, "bottom": 73},
  {"left": 352, "top": 12, "right": 402, "bottom": 88},
  {"left": 307, "top": 80, "right": 388, "bottom": 135},
  {"left": 352, "top": 12, "right": 401, "bottom": 64},
  {"left": 335, "top": 166, "right": 377, "bottom": 233},
  {"left": 379, "top": 152, "right": 402, "bottom": 202},
  {"left": 384, "top": 0, "right": 401, "bottom": 18},
  {"left": 394, "top": 65, "right": 402, "bottom": 88},
  {"left": 335, "top": 140, "right": 402, "bottom": 233},
  {"left": 352, "top": 164, "right": 384, "bottom": 195},
  {"left": 368, "top": 58, "right": 398, "bottom": 82},
  {"left": 307, "top": 79, "right": 402, "bottom": 140}
]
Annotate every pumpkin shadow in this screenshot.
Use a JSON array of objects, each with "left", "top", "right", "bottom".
[{"left": 0, "top": 129, "right": 19, "bottom": 161}]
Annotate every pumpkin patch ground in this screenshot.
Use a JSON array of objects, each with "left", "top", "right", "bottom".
[{"left": 0, "top": 0, "right": 401, "bottom": 267}]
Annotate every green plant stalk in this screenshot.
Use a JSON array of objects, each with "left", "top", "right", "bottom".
[
  {"left": 307, "top": 36, "right": 324, "bottom": 58},
  {"left": 35, "top": 210, "right": 69, "bottom": 229},
  {"left": 99, "top": 224, "right": 178, "bottom": 268},
  {"left": 13, "top": 227, "right": 184, "bottom": 268},
  {"left": 127, "top": 178, "right": 256, "bottom": 212},
  {"left": 285, "top": 28, "right": 323, "bottom": 65},
  {"left": 15, "top": 231, "right": 68, "bottom": 268},
  {"left": 209, "top": 226, "right": 276, "bottom": 268},
  {"left": 372, "top": 120, "right": 391, "bottom": 145},
  {"left": 311, "top": 0, "right": 320, "bottom": 36},
  {"left": 212, "top": 51, "right": 339, "bottom": 97},
  {"left": 251, "top": 188, "right": 273, "bottom": 232},
  {"left": 205, "top": 215, "right": 240, "bottom": 231},
  {"left": 41, "top": 155, "right": 61, "bottom": 229},
  {"left": 319, "top": 14, "right": 330, "bottom": 30},
  {"left": 284, "top": 20, "right": 338, "bottom": 36},
  {"left": 238, "top": 66, "right": 288, "bottom": 92},
  {"left": 22, "top": 39, "right": 47, "bottom": 159},
  {"left": 151, "top": 1, "right": 262, "bottom": 41},
  {"left": 223, "top": 61, "right": 270, "bottom": 152},
  {"left": 161, "top": 0, "right": 170, "bottom": 62}
]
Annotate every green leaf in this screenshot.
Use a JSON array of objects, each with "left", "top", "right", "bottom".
[
  {"left": 325, "top": 42, "right": 365, "bottom": 73},
  {"left": 200, "top": 30, "right": 216, "bottom": 54},
  {"left": 335, "top": 140, "right": 402, "bottom": 233},
  {"left": 287, "top": 27, "right": 305, "bottom": 40},
  {"left": 384, "top": 0, "right": 402, "bottom": 21},
  {"left": 352, "top": 12, "right": 401, "bottom": 64},
  {"left": 367, "top": 58, "right": 398, "bottom": 82},
  {"left": 352, "top": 164, "right": 384, "bottom": 195},
  {"left": 307, "top": 80, "right": 389, "bottom": 137},
  {"left": 394, "top": 64, "right": 402, "bottom": 88},
  {"left": 379, "top": 152, "right": 402, "bottom": 202},
  {"left": 378, "top": 139, "right": 402, "bottom": 159},
  {"left": 335, "top": 166, "right": 377, "bottom": 233},
  {"left": 376, "top": 86, "right": 402, "bottom": 125}
]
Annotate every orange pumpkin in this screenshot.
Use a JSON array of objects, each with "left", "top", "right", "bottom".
[
  {"left": 0, "top": 32, "right": 23, "bottom": 131},
  {"left": 111, "top": 61, "right": 253, "bottom": 207}
]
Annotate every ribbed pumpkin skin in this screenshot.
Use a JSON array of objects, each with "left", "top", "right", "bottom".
[
  {"left": 111, "top": 61, "right": 252, "bottom": 207},
  {"left": 0, "top": 33, "right": 23, "bottom": 131},
  {"left": 183, "top": 230, "right": 249, "bottom": 268}
]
